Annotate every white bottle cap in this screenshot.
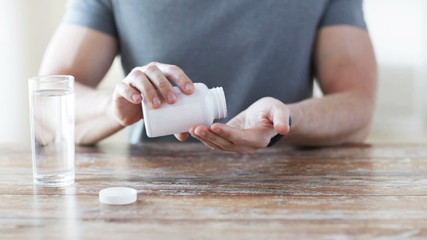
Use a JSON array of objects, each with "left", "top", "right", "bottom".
[{"left": 99, "top": 187, "right": 137, "bottom": 205}]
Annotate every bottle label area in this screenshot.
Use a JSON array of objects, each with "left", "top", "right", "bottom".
[{"left": 145, "top": 102, "right": 206, "bottom": 137}]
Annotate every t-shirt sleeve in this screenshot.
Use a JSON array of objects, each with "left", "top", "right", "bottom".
[
  {"left": 319, "top": 0, "right": 367, "bottom": 29},
  {"left": 62, "top": 0, "right": 117, "bottom": 37}
]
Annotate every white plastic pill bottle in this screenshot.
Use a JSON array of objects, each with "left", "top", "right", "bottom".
[{"left": 142, "top": 83, "right": 227, "bottom": 138}]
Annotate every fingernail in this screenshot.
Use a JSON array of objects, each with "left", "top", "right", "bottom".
[
  {"left": 153, "top": 96, "right": 161, "bottom": 107},
  {"left": 185, "top": 83, "right": 194, "bottom": 92},
  {"left": 167, "top": 91, "right": 177, "bottom": 103},
  {"left": 132, "top": 94, "right": 140, "bottom": 103}
]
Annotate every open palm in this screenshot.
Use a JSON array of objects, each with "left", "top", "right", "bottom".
[{"left": 187, "top": 97, "right": 291, "bottom": 154}]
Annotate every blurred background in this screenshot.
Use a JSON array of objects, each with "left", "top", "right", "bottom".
[{"left": 0, "top": 0, "right": 426, "bottom": 144}]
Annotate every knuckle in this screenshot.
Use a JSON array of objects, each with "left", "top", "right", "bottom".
[
  {"left": 130, "top": 67, "right": 139, "bottom": 73},
  {"left": 145, "top": 64, "right": 158, "bottom": 73},
  {"left": 157, "top": 80, "right": 169, "bottom": 89},
  {"left": 167, "top": 66, "right": 187, "bottom": 82},
  {"left": 147, "top": 62, "right": 158, "bottom": 67},
  {"left": 129, "top": 68, "right": 144, "bottom": 78},
  {"left": 167, "top": 65, "right": 180, "bottom": 72}
]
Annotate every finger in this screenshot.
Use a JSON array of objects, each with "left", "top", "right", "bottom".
[
  {"left": 192, "top": 125, "right": 257, "bottom": 154},
  {"left": 114, "top": 82, "right": 142, "bottom": 104},
  {"left": 210, "top": 123, "right": 268, "bottom": 148},
  {"left": 194, "top": 126, "right": 257, "bottom": 153},
  {"left": 190, "top": 128, "right": 224, "bottom": 151},
  {"left": 126, "top": 68, "right": 162, "bottom": 108},
  {"left": 189, "top": 126, "right": 197, "bottom": 135},
  {"left": 174, "top": 132, "right": 189, "bottom": 142},
  {"left": 140, "top": 63, "right": 178, "bottom": 104},
  {"left": 156, "top": 63, "right": 195, "bottom": 95},
  {"left": 193, "top": 125, "right": 235, "bottom": 150},
  {"left": 271, "top": 106, "right": 291, "bottom": 135}
]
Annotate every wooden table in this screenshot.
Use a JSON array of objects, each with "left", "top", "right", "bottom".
[{"left": 1, "top": 143, "right": 427, "bottom": 239}]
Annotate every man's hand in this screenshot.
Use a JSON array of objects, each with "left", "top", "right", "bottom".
[
  {"left": 112, "top": 62, "right": 195, "bottom": 127},
  {"left": 184, "top": 97, "right": 291, "bottom": 154}
]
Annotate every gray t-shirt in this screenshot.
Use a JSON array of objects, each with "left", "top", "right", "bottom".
[{"left": 63, "top": 0, "right": 367, "bottom": 143}]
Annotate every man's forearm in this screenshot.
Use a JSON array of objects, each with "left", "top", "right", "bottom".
[
  {"left": 284, "top": 91, "right": 374, "bottom": 146},
  {"left": 75, "top": 83, "right": 124, "bottom": 145}
]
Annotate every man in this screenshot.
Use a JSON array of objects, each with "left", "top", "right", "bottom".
[{"left": 40, "top": 0, "right": 377, "bottom": 154}]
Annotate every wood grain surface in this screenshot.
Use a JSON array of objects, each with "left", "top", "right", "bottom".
[{"left": 0, "top": 143, "right": 427, "bottom": 239}]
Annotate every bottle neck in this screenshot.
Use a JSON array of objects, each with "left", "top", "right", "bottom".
[{"left": 208, "top": 87, "right": 227, "bottom": 120}]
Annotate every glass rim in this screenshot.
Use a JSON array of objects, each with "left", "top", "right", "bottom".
[{"left": 28, "top": 75, "right": 74, "bottom": 83}]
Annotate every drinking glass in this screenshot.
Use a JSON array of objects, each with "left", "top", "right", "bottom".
[{"left": 28, "top": 75, "right": 75, "bottom": 187}]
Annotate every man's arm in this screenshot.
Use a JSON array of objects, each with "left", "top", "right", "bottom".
[
  {"left": 39, "top": 24, "right": 123, "bottom": 145},
  {"left": 40, "top": 24, "right": 196, "bottom": 145},
  {"left": 189, "top": 26, "right": 377, "bottom": 153},
  {"left": 284, "top": 26, "right": 377, "bottom": 146}
]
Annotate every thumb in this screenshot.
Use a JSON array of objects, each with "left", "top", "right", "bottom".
[{"left": 270, "top": 105, "right": 291, "bottom": 135}]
